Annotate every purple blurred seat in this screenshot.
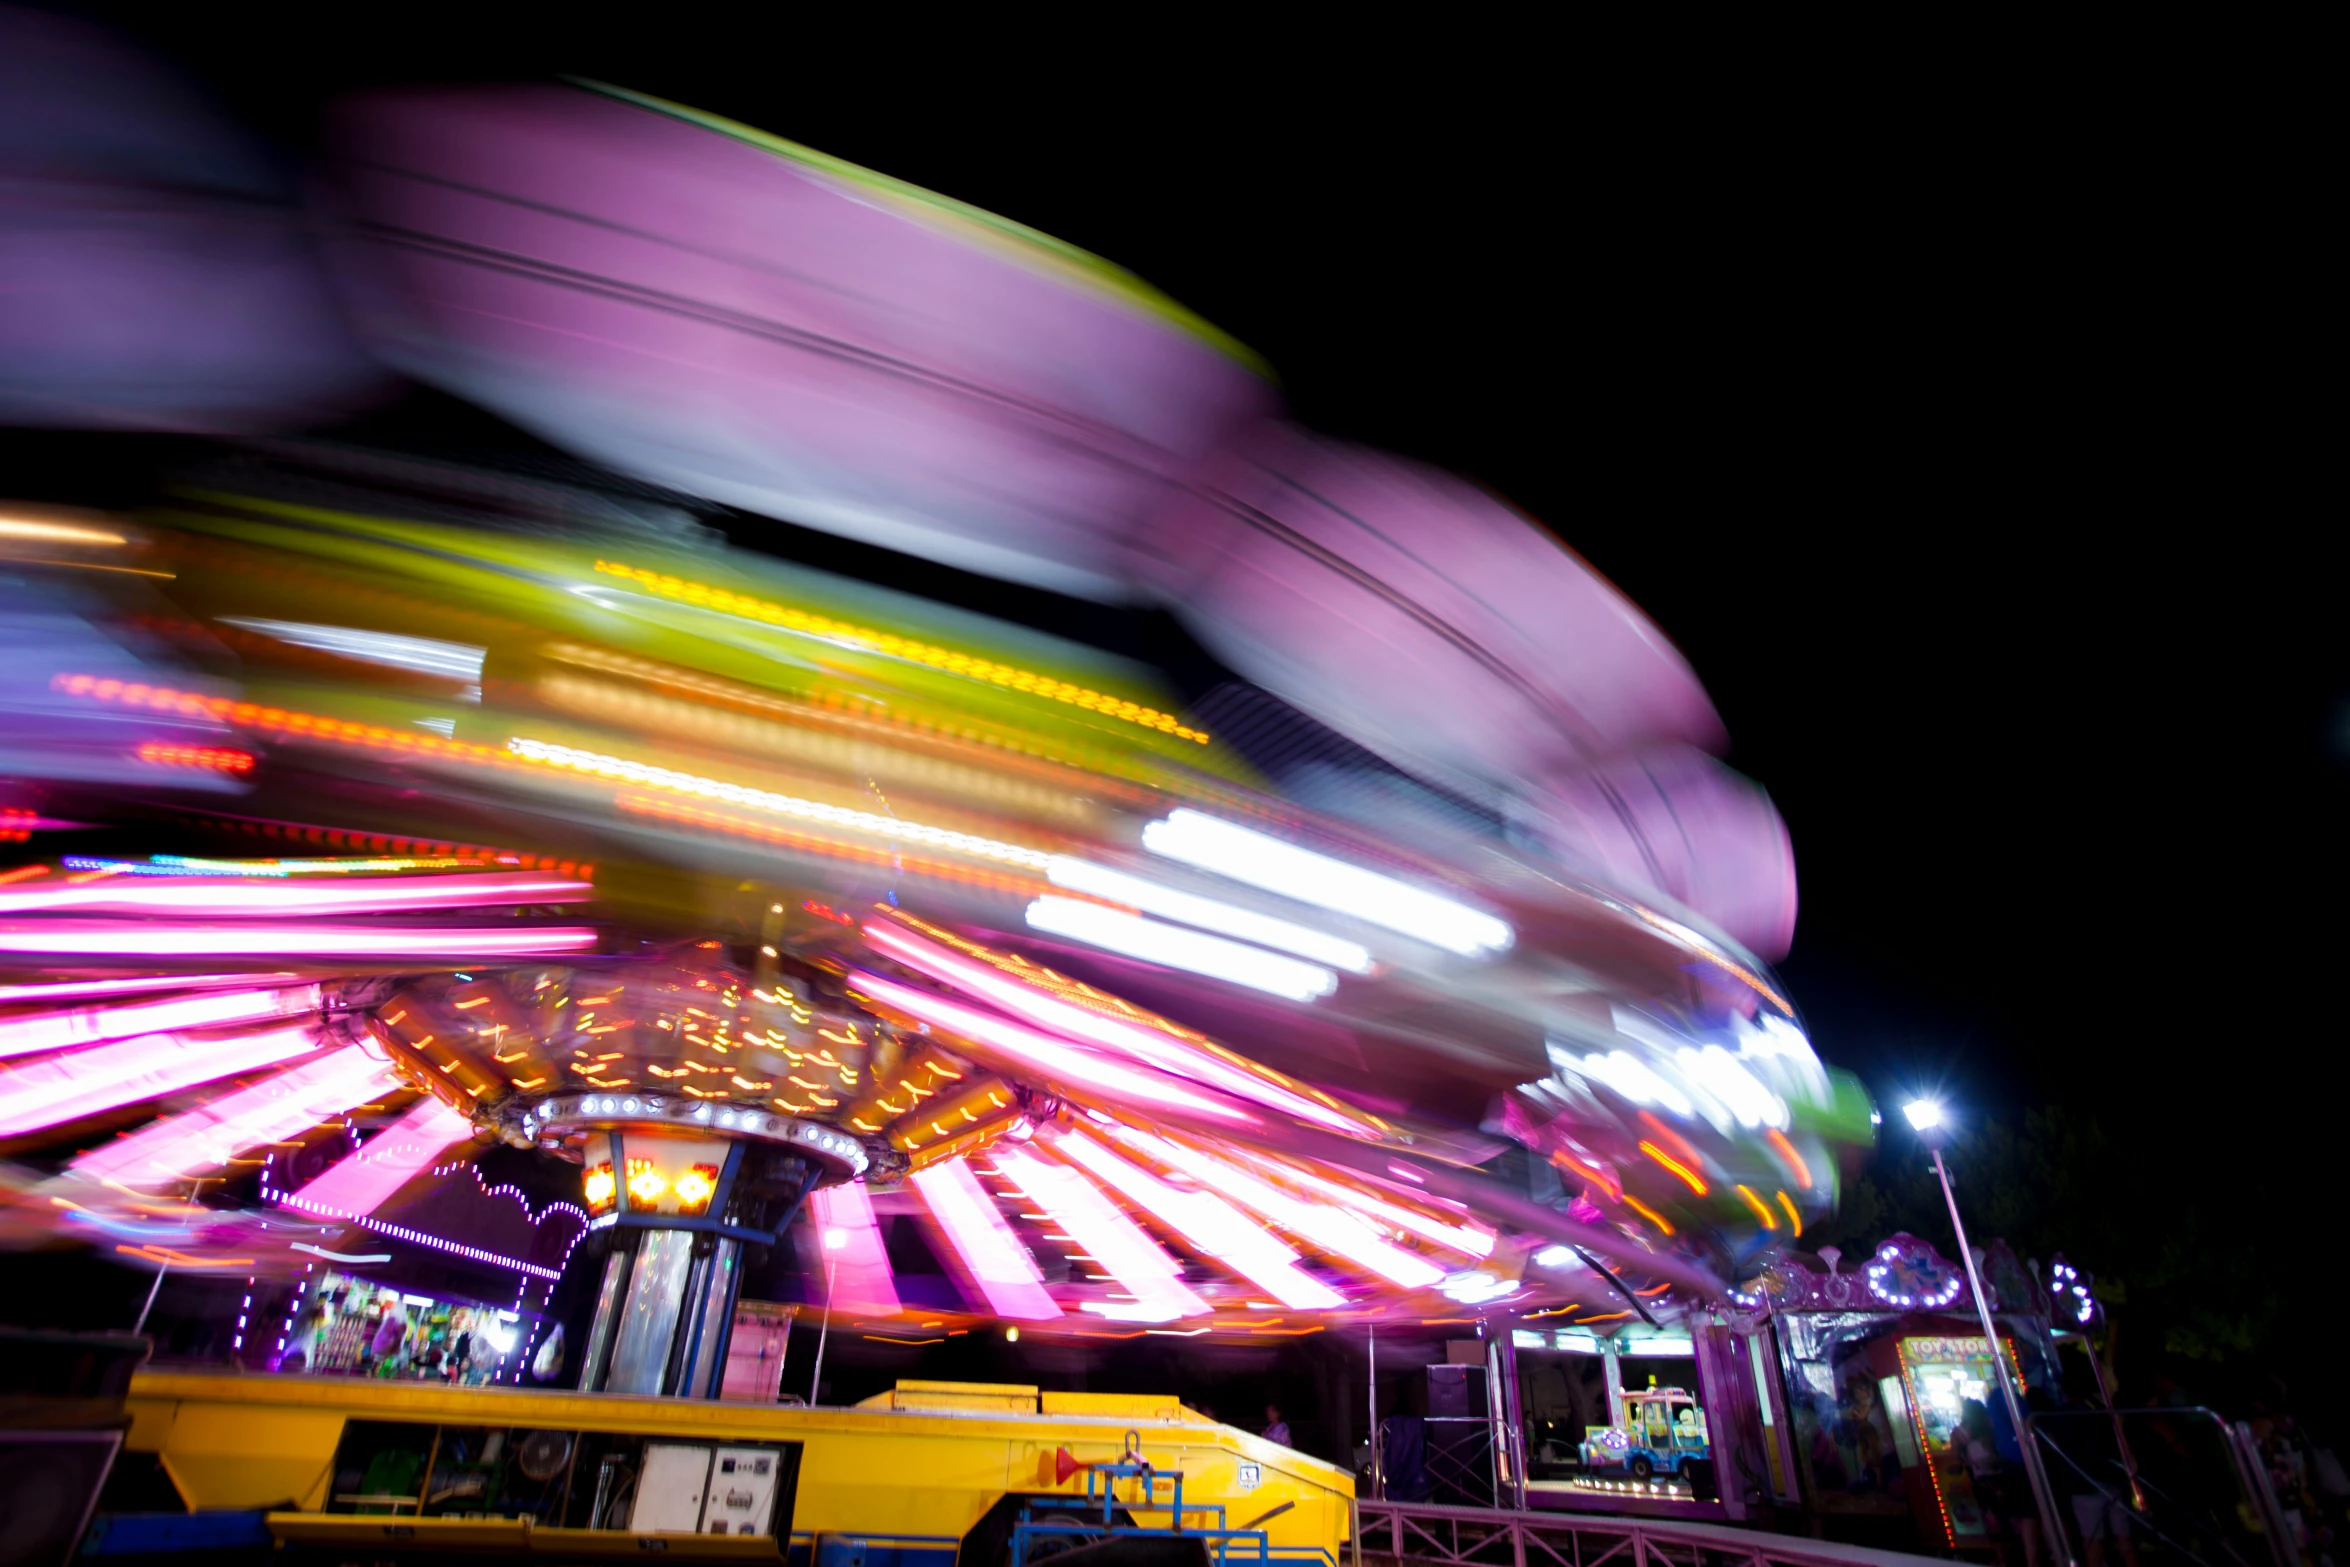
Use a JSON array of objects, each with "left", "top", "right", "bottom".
[
  {"left": 1518, "top": 745, "right": 1798, "bottom": 961},
  {"left": 1138, "top": 421, "right": 1724, "bottom": 787},
  {"left": 324, "top": 83, "right": 1275, "bottom": 600},
  {"left": 0, "top": 9, "right": 383, "bottom": 430}
]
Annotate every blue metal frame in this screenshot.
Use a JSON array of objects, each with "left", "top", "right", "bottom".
[{"left": 1009, "top": 1455, "right": 1326, "bottom": 1567}]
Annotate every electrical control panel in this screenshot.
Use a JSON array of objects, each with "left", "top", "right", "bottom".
[
  {"left": 625, "top": 1442, "right": 785, "bottom": 1536},
  {"left": 321, "top": 1420, "right": 797, "bottom": 1540},
  {"left": 701, "top": 1446, "right": 783, "bottom": 1536}
]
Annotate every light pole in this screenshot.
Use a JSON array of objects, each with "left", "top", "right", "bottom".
[
  {"left": 807, "top": 1225, "right": 843, "bottom": 1406},
  {"left": 132, "top": 1260, "right": 168, "bottom": 1335},
  {"left": 1903, "top": 1099, "right": 2074, "bottom": 1567}
]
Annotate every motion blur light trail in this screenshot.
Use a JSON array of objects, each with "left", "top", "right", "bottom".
[{"left": 0, "top": 28, "right": 1873, "bottom": 1363}]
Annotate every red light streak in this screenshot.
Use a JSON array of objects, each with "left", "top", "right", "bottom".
[
  {"left": 56, "top": 675, "right": 516, "bottom": 768},
  {"left": 1635, "top": 1111, "right": 1703, "bottom": 1170},
  {"left": 137, "top": 743, "right": 254, "bottom": 774}
]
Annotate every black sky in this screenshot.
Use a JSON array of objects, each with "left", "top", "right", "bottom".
[{"left": 60, "top": 7, "right": 2349, "bottom": 1140}]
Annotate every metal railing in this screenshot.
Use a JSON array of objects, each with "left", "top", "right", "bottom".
[{"left": 1351, "top": 1499, "right": 1947, "bottom": 1567}]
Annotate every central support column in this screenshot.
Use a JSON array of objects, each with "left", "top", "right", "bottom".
[{"left": 535, "top": 1097, "right": 869, "bottom": 1399}]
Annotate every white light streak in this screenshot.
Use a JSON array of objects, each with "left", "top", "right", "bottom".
[
  {"left": 1025, "top": 898, "right": 1335, "bottom": 1001},
  {"left": 1045, "top": 859, "right": 1371, "bottom": 972},
  {"left": 1140, "top": 809, "right": 1511, "bottom": 957},
  {"left": 1675, "top": 1044, "right": 1787, "bottom": 1130},
  {"left": 1557, "top": 1047, "right": 1693, "bottom": 1117},
  {"left": 222, "top": 619, "right": 486, "bottom": 682}
]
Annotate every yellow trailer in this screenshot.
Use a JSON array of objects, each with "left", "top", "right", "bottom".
[{"left": 122, "top": 1371, "right": 1353, "bottom": 1564}]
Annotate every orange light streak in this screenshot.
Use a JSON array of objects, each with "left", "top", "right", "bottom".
[
  {"left": 1638, "top": 1142, "right": 1708, "bottom": 1195},
  {"left": 1776, "top": 1190, "right": 1803, "bottom": 1236},
  {"left": 1733, "top": 1184, "right": 1778, "bottom": 1230},
  {"left": 1618, "top": 1192, "right": 1677, "bottom": 1235},
  {"left": 1550, "top": 1149, "right": 1621, "bottom": 1199},
  {"left": 115, "top": 1245, "right": 253, "bottom": 1268},
  {"left": 1766, "top": 1127, "right": 1813, "bottom": 1189}
]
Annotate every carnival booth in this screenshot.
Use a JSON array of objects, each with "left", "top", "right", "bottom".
[
  {"left": 292, "top": 1270, "right": 529, "bottom": 1385},
  {"left": 1723, "top": 1233, "right": 2061, "bottom": 1551}
]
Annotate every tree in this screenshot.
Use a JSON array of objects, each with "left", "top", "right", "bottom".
[{"left": 1803, "top": 1107, "right": 2290, "bottom": 1406}]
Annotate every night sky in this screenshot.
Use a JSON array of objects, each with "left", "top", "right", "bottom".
[{"left": 42, "top": 7, "right": 2350, "bottom": 1382}]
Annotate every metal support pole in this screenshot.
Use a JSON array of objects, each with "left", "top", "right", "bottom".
[
  {"left": 2079, "top": 1329, "right": 2146, "bottom": 1513},
  {"left": 133, "top": 1262, "right": 167, "bottom": 1335},
  {"left": 1934, "top": 1148, "right": 2074, "bottom": 1567},
  {"left": 704, "top": 1243, "right": 748, "bottom": 1400},
  {"left": 671, "top": 1242, "right": 721, "bottom": 1397},
  {"left": 1489, "top": 1325, "right": 1527, "bottom": 1511},
  {"left": 807, "top": 1253, "right": 838, "bottom": 1406},
  {"left": 1367, "top": 1321, "right": 1383, "bottom": 1500},
  {"left": 1477, "top": 1319, "right": 1500, "bottom": 1509},
  {"left": 680, "top": 1140, "right": 750, "bottom": 1397}
]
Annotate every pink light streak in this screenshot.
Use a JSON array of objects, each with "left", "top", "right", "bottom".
[
  {"left": 0, "top": 871, "right": 592, "bottom": 918},
  {"left": 0, "top": 923, "right": 598, "bottom": 957},
  {"left": 991, "top": 1145, "right": 1209, "bottom": 1321},
  {"left": 865, "top": 920, "right": 1370, "bottom": 1135},
  {"left": 0, "top": 973, "right": 299, "bottom": 1003},
  {"left": 276, "top": 1096, "right": 475, "bottom": 1218},
  {"left": 71, "top": 1044, "right": 396, "bottom": 1186},
  {"left": 1103, "top": 1126, "right": 1445, "bottom": 1290},
  {"left": 1047, "top": 1128, "right": 1343, "bottom": 1311},
  {"left": 908, "top": 1157, "right": 1062, "bottom": 1321},
  {"left": 1226, "top": 1147, "right": 1496, "bottom": 1259},
  {"left": 846, "top": 969, "right": 1254, "bottom": 1125},
  {"left": 0, "top": 1021, "right": 321, "bottom": 1137},
  {"left": 0, "top": 985, "right": 319, "bottom": 1062},
  {"left": 809, "top": 1181, "right": 901, "bottom": 1316}
]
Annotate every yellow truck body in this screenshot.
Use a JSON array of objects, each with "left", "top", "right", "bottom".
[{"left": 123, "top": 1371, "right": 1352, "bottom": 1564}]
